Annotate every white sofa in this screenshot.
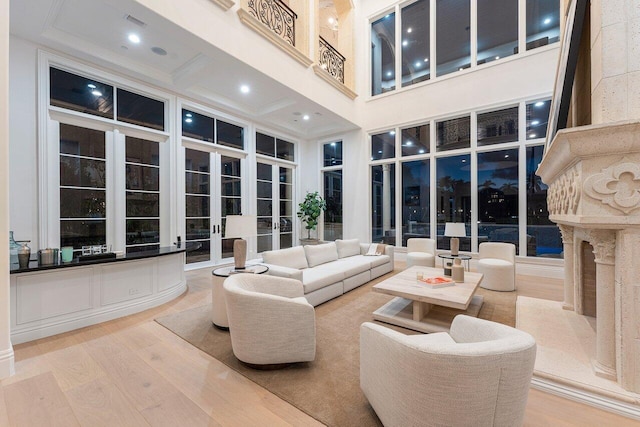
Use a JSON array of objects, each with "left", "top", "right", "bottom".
[{"left": 261, "top": 239, "right": 394, "bottom": 306}]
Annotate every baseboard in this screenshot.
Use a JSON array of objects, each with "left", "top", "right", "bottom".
[
  {"left": 0, "top": 346, "right": 15, "bottom": 379},
  {"left": 531, "top": 376, "right": 640, "bottom": 420}
]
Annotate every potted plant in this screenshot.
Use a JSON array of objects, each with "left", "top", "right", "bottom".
[{"left": 297, "top": 191, "right": 327, "bottom": 241}]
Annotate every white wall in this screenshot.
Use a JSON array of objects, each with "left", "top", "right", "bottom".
[
  {"left": 8, "top": 37, "right": 39, "bottom": 249},
  {"left": 1, "top": 0, "right": 15, "bottom": 378}
]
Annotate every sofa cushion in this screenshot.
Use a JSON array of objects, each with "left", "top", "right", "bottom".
[
  {"left": 336, "top": 239, "right": 361, "bottom": 259},
  {"left": 316, "top": 256, "right": 371, "bottom": 277},
  {"left": 301, "top": 268, "right": 345, "bottom": 294},
  {"left": 262, "top": 246, "right": 308, "bottom": 269},
  {"left": 368, "top": 254, "right": 391, "bottom": 268},
  {"left": 304, "top": 242, "right": 339, "bottom": 267}
]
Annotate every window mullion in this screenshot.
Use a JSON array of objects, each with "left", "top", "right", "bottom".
[{"left": 111, "top": 129, "right": 125, "bottom": 252}]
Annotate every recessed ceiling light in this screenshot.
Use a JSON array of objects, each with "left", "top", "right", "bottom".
[
  {"left": 407, "top": 27, "right": 412, "bottom": 33},
  {"left": 504, "top": 154, "right": 509, "bottom": 158},
  {"left": 386, "top": 71, "right": 393, "bottom": 77},
  {"left": 535, "top": 101, "right": 545, "bottom": 107},
  {"left": 415, "top": 61, "right": 421, "bottom": 68},
  {"left": 91, "top": 90, "right": 102, "bottom": 97},
  {"left": 495, "top": 56, "right": 500, "bottom": 60},
  {"left": 87, "top": 83, "right": 96, "bottom": 89},
  {"left": 424, "top": 58, "right": 429, "bottom": 62},
  {"left": 328, "top": 17, "right": 335, "bottom": 24},
  {"left": 389, "top": 131, "right": 396, "bottom": 136},
  {"left": 418, "top": 149, "right": 425, "bottom": 154},
  {"left": 128, "top": 34, "right": 141, "bottom": 44},
  {"left": 462, "top": 159, "right": 467, "bottom": 163},
  {"left": 459, "top": 67, "right": 464, "bottom": 71},
  {"left": 303, "top": 114, "right": 310, "bottom": 120},
  {"left": 530, "top": 133, "right": 537, "bottom": 138},
  {"left": 185, "top": 118, "right": 193, "bottom": 123},
  {"left": 378, "top": 150, "right": 383, "bottom": 154},
  {"left": 543, "top": 18, "right": 552, "bottom": 25},
  {"left": 531, "top": 120, "right": 540, "bottom": 125},
  {"left": 385, "top": 14, "right": 391, "bottom": 19},
  {"left": 402, "top": 40, "right": 408, "bottom": 47},
  {"left": 330, "top": 142, "right": 336, "bottom": 146},
  {"left": 406, "top": 141, "right": 413, "bottom": 146},
  {"left": 151, "top": 46, "right": 167, "bottom": 56},
  {"left": 240, "top": 85, "right": 250, "bottom": 94},
  {"left": 185, "top": 113, "right": 193, "bottom": 118}
]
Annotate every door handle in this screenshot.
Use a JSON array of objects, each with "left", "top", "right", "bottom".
[
  {"left": 217, "top": 224, "right": 221, "bottom": 234},
  {"left": 273, "top": 222, "right": 277, "bottom": 230}
]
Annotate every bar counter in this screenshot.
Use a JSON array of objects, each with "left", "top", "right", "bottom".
[{"left": 10, "top": 246, "right": 187, "bottom": 344}]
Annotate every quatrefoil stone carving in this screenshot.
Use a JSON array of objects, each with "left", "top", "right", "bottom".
[{"left": 583, "top": 163, "right": 640, "bottom": 214}]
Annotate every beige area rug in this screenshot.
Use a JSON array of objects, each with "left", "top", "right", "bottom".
[
  {"left": 516, "top": 296, "right": 640, "bottom": 404},
  {"left": 156, "top": 270, "right": 517, "bottom": 427}
]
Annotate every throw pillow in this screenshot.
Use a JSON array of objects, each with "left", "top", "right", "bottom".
[
  {"left": 335, "top": 238, "right": 360, "bottom": 258},
  {"left": 365, "top": 243, "right": 387, "bottom": 256}
]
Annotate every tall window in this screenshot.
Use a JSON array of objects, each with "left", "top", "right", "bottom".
[
  {"left": 402, "top": 124, "right": 429, "bottom": 156},
  {"left": 401, "top": 0, "right": 430, "bottom": 87},
  {"left": 436, "top": 116, "right": 470, "bottom": 151},
  {"left": 371, "top": 164, "right": 396, "bottom": 244},
  {"left": 184, "top": 149, "right": 210, "bottom": 264},
  {"left": 436, "top": 155, "right": 471, "bottom": 250},
  {"left": 371, "top": 1, "right": 560, "bottom": 95},
  {"left": 125, "top": 137, "right": 160, "bottom": 253},
  {"left": 527, "top": 145, "right": 562, "bottom": 257},
  {"left": 371, "top": 12, "right": 396, "bottom": 96},
  {"left": 477, "top": 149, "right": 519, "bottom": 253},
  {"left": 477, "top": 0, "right": 518, "bottom": 64},
  {"left": 402, "top": 160, "right": 430, "bottom": 246},
  {"left": 526, "top": 0, "right": 560, "bottom": 50},
  {"left": 436, "top": 0, "right": 471, "bottom": 76},
  {"left": 526, "top": 99, "right": 551, "bottom": 140},
  {"left": 59, "top": 124, "right": 106, "bottom": 251},
  {"left": 323, "top": 141, "right": 343, "bottom": 241},
  {"left": 477, "top": 107, "right": 519, "bottom": 146},
  {"left": 371, "top": 130, "right": 396, "bottom": 160}
]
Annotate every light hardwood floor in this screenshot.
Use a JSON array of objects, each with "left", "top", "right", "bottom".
[{"left": 1, "top": 266, "right": 638, "bottom": 427}]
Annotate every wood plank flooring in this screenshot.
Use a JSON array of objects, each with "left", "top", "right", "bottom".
[{"left": 1, "top": 265, "right": 638, "bottom": 426}]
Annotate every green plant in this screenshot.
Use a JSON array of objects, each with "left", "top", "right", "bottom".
[{"left": 297, "top": 191, "right": 327, "bottom": 239}]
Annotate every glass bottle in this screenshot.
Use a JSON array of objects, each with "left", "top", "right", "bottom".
[{"left": 9, "top": 231, "right": 19, "bottom": 265}]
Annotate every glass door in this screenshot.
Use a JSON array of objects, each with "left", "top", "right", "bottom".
[
  {"left": 256, "top": 161, "right": 295, "bottom": 253},
  {"left": 256, "top": 162, "right": 273, "bottom": 253},
  {"left": 185, "top": 148, "right": 243, "bottom": 265}
]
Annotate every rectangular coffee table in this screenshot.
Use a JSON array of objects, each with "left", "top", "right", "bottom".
[{"left": 372, "top": 266, "right": 484, "bottom": 333}]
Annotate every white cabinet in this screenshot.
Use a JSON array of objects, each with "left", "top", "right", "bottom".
[{"left": 10, "top": 252, "right": 186, "bottom": 344}]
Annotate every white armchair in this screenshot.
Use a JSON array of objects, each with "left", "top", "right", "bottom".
[
  {"left": 360, "top": 316, "right": 536, "bottom": 427},
  {"left": 478, "top": 242, "right": 516, "bottom": 291},
  {"left": 406, "top": 238, "right": 436, "bottom": 268},
  {"left": 223, "top": 273, "right": 316, "bottom": 366}
]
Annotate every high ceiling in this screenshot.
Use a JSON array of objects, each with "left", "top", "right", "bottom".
[{"left": 9, "top": 0, "right": 359, "bottom": 139}]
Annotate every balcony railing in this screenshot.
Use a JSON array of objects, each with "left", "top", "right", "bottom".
[
  {"left": 248, "top": 0, "right": 297, "bottom": 46},
  {"left": 318, "top": 36, "right": 345, "bottom": 84}
]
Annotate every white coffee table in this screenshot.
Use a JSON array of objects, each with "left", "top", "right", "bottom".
[{"left": 372, "top": 265, "right": 484, "bottom": 333}]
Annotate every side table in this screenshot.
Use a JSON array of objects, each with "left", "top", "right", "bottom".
[
  {"left": 437, "top": 253, "right": 472, "bottom": 275},
  {"left": 211, "top": 264, "right": 269, "bottom": 330}
]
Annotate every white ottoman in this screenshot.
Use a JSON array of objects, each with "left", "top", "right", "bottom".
[
  {"left": 406, "top": 252, "right": 435, "bottom": 267},
  {"left": 478, "top": 258, "right": 515, "bottom": 291}
]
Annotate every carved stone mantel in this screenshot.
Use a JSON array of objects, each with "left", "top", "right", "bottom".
[{"left": 537, "top": 119, "right": 640, "bottom": 393}]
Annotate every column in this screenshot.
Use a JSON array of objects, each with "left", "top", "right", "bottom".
[
  {"left": 589, "top": 230, "right": 616, "bottom": 380},
  {"left": 0, "top": 0, "right": 15, "bottom": 379},
  {"left": 558, "top": 224, "right": 575, "bottom": 310},
  {"left": 382, "top": 164, "right": 391, "bottom": 235}
]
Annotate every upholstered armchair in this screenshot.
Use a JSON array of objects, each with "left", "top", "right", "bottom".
[
  {"left": 406, "top": 238, "right": 436, "bottom": 268},
  {"left": 360, "top": 316, "right": 536, "bottom": 427},
  {"left": 223, "top": 273, "right": 316, "bottom": 366},
  {"left": 478, "top": 242, "right": 517, "bottom": 291}
]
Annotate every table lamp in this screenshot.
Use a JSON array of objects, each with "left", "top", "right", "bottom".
[
  {"left": 444, "top": 222, "right": 466, "bottom": 256},
  {"left": 224, "top": 215, "right": 257, "bottom": 270}
]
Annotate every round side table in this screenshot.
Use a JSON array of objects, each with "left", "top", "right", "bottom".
[
  {"left": 437, "top": 253, "right": 472, "bottom": 275},
  {"left": 211, "top": 264, "right": 269, "bottom": 330}
]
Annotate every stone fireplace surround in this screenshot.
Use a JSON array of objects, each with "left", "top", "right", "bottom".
[{"left": 535, "top": 119, "right": 640, "bottom": 415}]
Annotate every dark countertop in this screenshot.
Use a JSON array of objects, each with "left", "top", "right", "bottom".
[{"left": 10, "top": 245, "right": 186, "bottom": 274}]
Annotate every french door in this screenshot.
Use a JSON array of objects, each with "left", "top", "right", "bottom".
[
  {"left": 185, "top": 147, "right": 243, "bottom": 265},
  {"left": 256, "top": 161, "right": 294, "bottom": 253}
]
